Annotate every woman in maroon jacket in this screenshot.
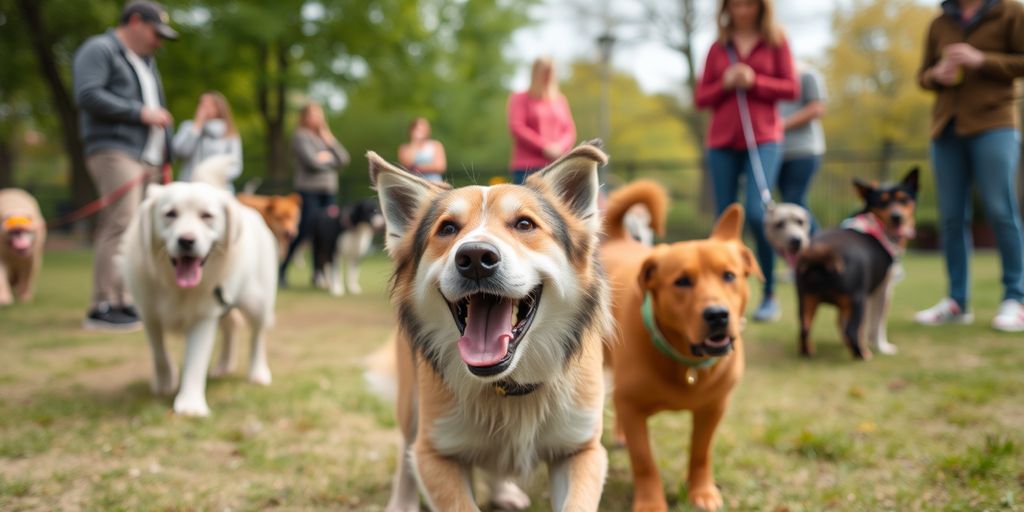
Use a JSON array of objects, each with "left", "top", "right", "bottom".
[{"left": 696, "top": 0, "right": 798, "bottom": 322}]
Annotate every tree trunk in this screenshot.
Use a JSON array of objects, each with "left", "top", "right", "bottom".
[
  {"left": 0, "top": 138, "right": 14, "bottom": 188},
  {"left": 258, "top": 41, "right": 289, "bottom": 190},
  {"left": 17, "top": 0, "right": 94, "bottom": 208}
]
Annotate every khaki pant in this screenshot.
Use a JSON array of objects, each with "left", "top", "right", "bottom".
[{"left": 86, "top": 150, "right": 157, "bottom": 309}]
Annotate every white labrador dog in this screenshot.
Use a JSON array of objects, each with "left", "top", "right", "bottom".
[{"left": 123, "top": 181, "right": 278, "bottom": 416}]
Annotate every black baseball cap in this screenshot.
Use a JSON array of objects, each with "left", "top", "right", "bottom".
[{"left": 121, "top": 1, "right": 179, "bottom": 40}]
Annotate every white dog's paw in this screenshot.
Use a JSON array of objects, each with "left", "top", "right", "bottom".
[
  {"left": 173, "top": 394, "right": 211, "bottom": 417},
  {"left": 384, "top": 504, "right": 419, "bottom": 512},
  {"left": 329, "top": 286, "right": 344, "bottom": 297},
  {"left": 249, "top": 366, "right": 272, "bottom": 386},
  {"left": 490, "top": 480, "right": 530, "bottom": 511},
  {"left": 875, "top": 339, "right": 899, "bottom": 355},
  {"left": 347, "top": 284, "right": 362, "bottom": 295},
  {"left": 209, "top": 361, "right": 233, "bottom": 378}
]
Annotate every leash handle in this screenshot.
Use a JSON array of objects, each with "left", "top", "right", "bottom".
[{"left": 726, "top": 45, "right": 775, "bottom": 210}]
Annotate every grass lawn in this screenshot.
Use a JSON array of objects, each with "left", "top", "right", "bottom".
[{"left": 1, "top": 244, "right": 1021, "bottom": 511}]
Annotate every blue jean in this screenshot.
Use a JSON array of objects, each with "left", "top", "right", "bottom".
[
  {"left": 707, "top": 143, "right": 781, "bottom": 297},
  {"left": 510, "top": 169, "right": 535, "bottom": 185},
  {"left": 931, "top": 123, "right": 1024, "bottom": 308},
  {"left": 778, "top": 155, "right": 822, "bottom": 233}
]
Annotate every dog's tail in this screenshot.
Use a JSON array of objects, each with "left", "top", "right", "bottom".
[
  {"left": 603, "top": 180, "right": 669, "bottom": 241},
  {"left": 797, "top": 242, "right": 844, "bottom": 287},
  {"left": 191, "top": 154, "right": 238, "bottom": 191},
  {"left": 363, "top": 331, "right": 398, "bottom": 403}
]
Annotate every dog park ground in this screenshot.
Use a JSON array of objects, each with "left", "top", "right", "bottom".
[{"left": 0, "top": 244, "right": 1021, "bottom": 511}]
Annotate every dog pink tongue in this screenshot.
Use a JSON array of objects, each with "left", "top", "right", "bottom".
[
  {"left": 11, "top": 234, "right": 30, "bottom": 251},
  {"left": 783, "top": 251, "right": 799, "bottom": 269},
  {"left": 458, "top": 297, "right": 514, "bottom": 367},
  {"left": 174, "top": 258, "right": 203, "bottom": 288}
]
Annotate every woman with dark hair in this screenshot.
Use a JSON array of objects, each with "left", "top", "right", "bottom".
[
  {"left": 914, "top": 0, "right": 1024, "bottom": 332},
  {"left": 278, "top": 102, "right": 350, "bottom": 286},
  {"left": 507, "top": 57, "right": 576, "bottom": 184},
  {"left": 173, "top": 91, "right": 242, "bottom": 186},
  {"left": 696, "top": 0, "right": 798, "bottom": 322},
  {"left": 398, "top": 117, "right": 447, "bottom": 183}
]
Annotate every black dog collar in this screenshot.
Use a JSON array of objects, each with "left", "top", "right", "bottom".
[{"left": 493, "top": 380, "right": 543, "bottom": 397}]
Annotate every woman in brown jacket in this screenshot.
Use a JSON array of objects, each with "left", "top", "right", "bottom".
[{"left": 915, "top": 0, "right": 1024, "bottom": 332}]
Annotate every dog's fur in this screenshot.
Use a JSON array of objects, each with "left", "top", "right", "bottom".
[
  {"left": 764, "top": 202, "right": 812, "bottom": 268},
  {"left": 604, "top": 180, "right": 668, "bottom": 247},
  {"left": 603, "top": 200, "right": 760, "bottom": 512},
  {"left": 310, "top": 198, "right": 384, "bottom": 296},
  {"left": 236, "top": 192, "right": 302, "bottom": 259},
  {"left": 370, "top": 143, "right": 612, "bottom": 511},
  {"left": 0, "top": 188, "right": 46, "bottom": 305},
  {"left": 122, "top": 181, "right": 278, "bottom": 416},
  {"left": 795, "top": 168, "right": 919, "bottom": 359}
]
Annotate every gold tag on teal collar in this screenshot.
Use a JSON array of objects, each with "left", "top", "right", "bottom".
[{"left": 686, "top": 367, "right": 698, "bottom": 386}]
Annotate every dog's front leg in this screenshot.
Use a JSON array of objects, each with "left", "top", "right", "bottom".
[
  {"left": 617, "top": 402, "right": 667, "bottom": 512},
  {"left": 688, "top": 402, "right": 728, "bottom": 511},
  {"left": 0, "top": 264, "right": 12, "bottom": 305},
  {"left": 211, "top": 310, "right": 241, "bottom": 377},
  {"left": 411, "top": 441, "right": 477, "bottom": 511},
  {"left": 548, "top": 439, "right": 607, "bottom": 512},
  {"left": 174, "top": 317, "right": 219, "bottom": 416},
  {"left": 143, "top": 315, "right": 176, "bottom": 396},
  {"left": 867, "top": 274, "right": 898, "bottom": 355}
]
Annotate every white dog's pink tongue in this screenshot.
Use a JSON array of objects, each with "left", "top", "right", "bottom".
[
  {"left": 458, "top": 297, "right": 514, "bottom": 367},
  {"left": 10, "top": 233, "right": 31, "bottom": 251},
  {"left": 174, "top": 258, "right": 203, "bottom": 288}
]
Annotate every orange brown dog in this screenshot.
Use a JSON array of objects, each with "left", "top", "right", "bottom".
[
  {"left": 602, "top": 202, "right": 761, "bottom": 512},
  {"left": 236, "top": 193, "right": 302, "bottom": 258},
  {"left": 0, "top": 188, "right": 46, "bottom": 306},
  {"left": 371, "top": 143, "right": 612, "bottom": 511}
]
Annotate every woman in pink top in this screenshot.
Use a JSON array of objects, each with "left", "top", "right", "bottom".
[{"left": 507, "top": 57, "right": 576, "bottom": 184}]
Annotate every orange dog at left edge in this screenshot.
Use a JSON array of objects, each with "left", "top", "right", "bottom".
[{"left": 602, "top": 202, "right": 762, "bottom": 512}]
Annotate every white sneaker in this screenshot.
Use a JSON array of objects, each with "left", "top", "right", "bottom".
[
  {"left": 992, "top": 300, "right": 1024, "bottom": 332},
  {"left": 914, "top": 298, "right": 974, "bottom": 326}
]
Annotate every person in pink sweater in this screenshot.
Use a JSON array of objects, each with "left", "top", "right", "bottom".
[{"left": 507, "top": 57, "right": 577, "bottom": 184}]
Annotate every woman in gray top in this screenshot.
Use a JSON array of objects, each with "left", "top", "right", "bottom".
[
  {"left": 172, "top": 91, "right": 242, "bottom": 185},
  {"left": 279, "top": 102, "right": 350, "bottom": 285},
  {"left": 778, "top": 66, "right": 827, "bottom": 231}
]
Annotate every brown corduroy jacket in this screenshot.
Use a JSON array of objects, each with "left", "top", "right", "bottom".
[{"left": 918, "top": 0, "right": 1024, "bottom": 138}]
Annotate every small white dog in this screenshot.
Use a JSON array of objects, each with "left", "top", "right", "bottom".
[
  {"left": 764, "top": 202, "right": 812, "bottom": 268},
  {"left": 122, "top": 181, "right": 278, "bottom": 416}
]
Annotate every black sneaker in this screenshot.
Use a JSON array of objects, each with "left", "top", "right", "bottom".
[
  {"left": 83, "top": 303, "right": 141, "bottom": 332},
  {"left": 118, "top": 305, "right": 140, "bottom": 321}
]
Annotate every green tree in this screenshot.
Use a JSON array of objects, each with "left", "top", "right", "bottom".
[{"left": 821, "top": 0, "right": 934, "bottom": 179}]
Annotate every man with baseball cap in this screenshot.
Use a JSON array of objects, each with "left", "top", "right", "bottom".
[{"left": 73, "top": 1, "right": 178, "bottom": 331}]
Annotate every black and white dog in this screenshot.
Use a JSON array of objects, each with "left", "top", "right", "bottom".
[{"left": 311, "top": 199, "right": 385, "bottom": 296}]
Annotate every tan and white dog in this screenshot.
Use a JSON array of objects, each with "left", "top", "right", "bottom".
[
  {"left": 0, "top": 188, "right": 46, "bottom": 305},
  {"left": 369, "top": 143, "right": 612, "bottom": 511},
  {"left": 122, "top": 182, "right": 278, "bottom": 416}
]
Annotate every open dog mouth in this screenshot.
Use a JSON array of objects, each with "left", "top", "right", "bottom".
[
  {"left": 695, "top": 332, "right": 734, "bottom": 357},
  {"left": 169, "top": 255, "right": 207, "bottom": 288},
  {"left": 446, "top": 285, "right": 542, "bottom": 376}
]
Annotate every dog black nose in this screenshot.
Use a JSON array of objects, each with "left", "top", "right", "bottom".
[
  {"left": 455, "top": 242, "right": 501, "bottom": 279},
  {"left": 177, "top": 236, "right": 196, "bottom": 252},
  {"left": 702, "top": 306, "right": 730, "bottom": 329},
  {"left": 788, "top": 237, "right": 803, "bottom": 252},
  {"left": 890, "top": 213, "right": 903, "bottom": 226}
]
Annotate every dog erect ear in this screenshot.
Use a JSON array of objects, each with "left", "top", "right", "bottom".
[
  {"left": 853, "top": 179, "right": 876, "bottom": 201},
  {"left": 710, "top": 204, "right": 744, "bottom": 241},
  {"left": 901, "top": 166, "right": 920, "bottom": 196},
  {"left": 368, "top": 151, "right": 450, "bottom": 255},
  {"left": 739, "top": 245, "right": 764, "bottom": 281},
  {"left": 531, "top": 143, "right": 608, "bottom": 231}
]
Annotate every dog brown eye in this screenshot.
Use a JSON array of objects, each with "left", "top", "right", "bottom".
[
  {"left": 438, "top": 221, "right": 459, "bottom": 237},
  {"left": 674, "top": 276, "right": 693, "bottom": 288},
  {"left": 165, "top": 210, "right": 177, "bottom": 219},
  {"left": 514, "top": 218, "right": 535, "bottom": 232},
  {"left": 200, "top": 212, "right": 214, "bottom": 221},
  {"left": 723, "top": 271, "right": 736, "bottom": 282}
]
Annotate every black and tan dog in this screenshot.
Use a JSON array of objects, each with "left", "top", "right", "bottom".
[
  {"left": 371, "top": 143, "right": 612, "bottom": 511},
  {"left": 796, "top": 168, "right": 919, "bottom": 359}
]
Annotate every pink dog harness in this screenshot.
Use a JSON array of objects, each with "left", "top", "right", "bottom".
[{"left": 841, "top": 213, "right": 902, "bottom": 258}]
